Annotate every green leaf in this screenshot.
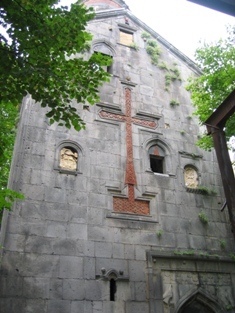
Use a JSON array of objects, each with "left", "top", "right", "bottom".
[{"left": 186, "top": 26, "right": 235, "bottom": 150}]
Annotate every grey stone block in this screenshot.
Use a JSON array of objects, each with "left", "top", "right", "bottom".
[
  {"left": 69, "top": 204, "right": 87, "bottom": 224},
  {"left": 21, "top": 254, "right": 60, "bottom": 278},
  {"left": 44, "top": 187, "right": 67, "bottom": 203},
  {"left": 126, "top": 301, "right": 149, "bottom": 313},
  {"left": 22, "top": 184, "right": 45, "bottom": 201},
  {"left": 53, "top": 238, "right": 84, "bottom": 256},
  {"left": 23, "top": 153, "right": 44, "bottom": 170},
  {"left": 0, "top": 251, "right": 24, "bottom": 276},
  {"left": 88, "top": 226, "right": 113, "bottom": 242},
  {"left": 71, "top": 301, "right": 85, "bottom": 313},
  {"left": 84, "top": 241, "right": 95, "bottom": 257},
  {"left": 47, "top": 300, "right": 71, "bottom": 313},
  {"left": 0, "top": 298, "right": 25, "bottom": 313},
  {"left": 124, "top": 245, "right": 135, "bottom": 260},
  {"left": 19, "top": 201, "right": 42, "bottom": 220},
  {"left": 0, "top": 276, "right": 23, "bottom": 297},
  {"left": 21, "top": 220, "right": 47, "bottom": 237},
  {"left": 133, "top": 281, "right": 147, "bottom": 301},
  {"left": 88, "top": 192, "right": 107, "bottom": 208},
  {"left": 59, "top": 256, "right": 83, "bottom": 279},
  {"left": 85, "top": 280, "right": 102, "bottom": 301},
  {"left": 129, "top": 260, "right": 146, "bottom": 282},
  {"left": 47, "top": 221, "right": 67, "bottom": 239},
  {"left": 23, "top": 277, "right": 50, "bottom": 299},
  {"left": 135, "top": 246, "right": 146, "bottom": 261},
  {"left": 4, "top": 233, "right": 26, "bottom": 252},
  {"left": 83, "top": 257, "right": 96, "bottom": 279},
  {"left": 62, "top": 279, "right": 85, "bottom": 300},
  {"left": 24, "top": 299, "right": 47, "bottom": 313},
  {"left": 49, "top": 278, "right": 63, "bottom": 299},
  {"left": 67, "top": 223, "right": 87, "bottom": 240},
  {"left": 25, "top": 236, "right": 53, "bottom": 254},
  {"left": 176, "top": 233, "right": 189, "bottom": 249},
  {"left": 103, "top": 301, "right": 126, "bottom": 313},
  {"left": 43, "top": 207, "right": 69, "bottom": 223},
  {"left": 113, "top": 243, "right": 125, "bottom": 259},
  {"left": 95, "top": 242, "right": 112, "bottom": 258},
  {"left": 88, "top": 207, "right": 104, "bottom": 226},
  {"left": 92, "top": 300, "right": 103, "bottom": 312},
  {"left": 66, "top": 190, "right": 88, "bottom": 205},
  {"left": 188, "top": 234, "right": 207, "bottom": 250}
]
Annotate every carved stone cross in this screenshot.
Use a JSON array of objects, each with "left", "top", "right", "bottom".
[{"left": 99, "top": 87, "right": 157, "bottom": 215}]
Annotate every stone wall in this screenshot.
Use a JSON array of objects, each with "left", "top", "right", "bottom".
[{"left": 0, "top": 5, "right": 234, "bottom": 313}]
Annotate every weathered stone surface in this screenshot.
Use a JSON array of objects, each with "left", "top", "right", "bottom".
[{"left": 0, "top": 2, "right": 233, "bottom": 313}]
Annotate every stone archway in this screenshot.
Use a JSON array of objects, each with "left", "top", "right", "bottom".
[
  {"left": 181, "top": 300, "right": 214, "bottom": 313},
  {"left": 176, "top": 289, "right": 224, "bottom": 313}
]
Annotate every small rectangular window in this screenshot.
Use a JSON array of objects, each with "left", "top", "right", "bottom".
[
  {"left": 120, "top": 30, "right": 133, "bottom": 46},
  {"left": 150, "top": 155, "right": 164, "bottom": 173}
]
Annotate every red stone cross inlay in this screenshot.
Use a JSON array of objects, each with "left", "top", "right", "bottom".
[{"left": 99, "top": 87, "right": 157, "bottom": 215}]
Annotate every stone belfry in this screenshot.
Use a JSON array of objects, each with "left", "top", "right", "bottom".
[{"left": 1, "top": 1, "right": 235, "bottom": 312}]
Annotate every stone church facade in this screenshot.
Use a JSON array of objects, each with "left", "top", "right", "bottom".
[{"left": 1, "top": 0, "right": 235, "bottom": 312}]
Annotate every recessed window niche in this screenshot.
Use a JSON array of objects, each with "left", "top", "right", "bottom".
[
  {"left": 184, "top": 165, "right": 199, "bottom": 189},
  {"left": 54, "top": 141, "right": 83, "bottom": 175}
]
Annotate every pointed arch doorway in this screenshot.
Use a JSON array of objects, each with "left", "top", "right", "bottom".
[
  {"left": 181, "top": 301, "right": 214, "bottom": 313},
  {"left": 176, "top": 289, "right": 224, "bottom": 313}
]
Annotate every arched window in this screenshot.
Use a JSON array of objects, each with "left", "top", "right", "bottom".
[
  {"left": 93, "top": 40, "right": 115, "bottom": 74},
  {"left": 144, "top": 138, "right": 174, "bottom": 176},
  {"left": 184, "top": 165, "right": 199, "bottom": 189},
  {"left": 55, "top": 141, "right": 83, "bottom": 175}
]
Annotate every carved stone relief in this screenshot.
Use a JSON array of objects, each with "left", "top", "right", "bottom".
[
  {"left": 59, "top": 147, "right": 78, "bottom": 170},
  {"left": 184, "top": 166, "right": 198, "bottom": 188}
]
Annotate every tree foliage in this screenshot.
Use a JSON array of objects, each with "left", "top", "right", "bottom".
[
  {"left": 187, "top": 27, "right": 235, "bottom": 150},
  {"left": 0, "top": 0, "right": 111, "bottom": 130},
  {"left": 0, "top": 0, "right": 111, "bottom": 217},
  {"left": 0, "top": 102, "right": 24, "bottom": 219}
]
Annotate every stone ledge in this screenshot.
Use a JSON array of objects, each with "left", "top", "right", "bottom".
[{"left": 106, "top": 212, "right": 157, "bottom": 223}]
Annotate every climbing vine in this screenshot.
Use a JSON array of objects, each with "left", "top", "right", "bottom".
[{"left": 141, "top": 32, "right": 182, "bottom": 92}]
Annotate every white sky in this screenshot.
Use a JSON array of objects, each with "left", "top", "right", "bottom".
[{"left": 124, "top": 0, "right": 235, "bottom": 60}]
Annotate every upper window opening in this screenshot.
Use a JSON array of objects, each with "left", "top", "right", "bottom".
[
  {"left": 98, "top": 53, "right": 112, "bottom": 73},
  {"left": 93, "top": 41, "right": 114, "bottom": 73},
  {"left": 150, "top": 155, "right": 164, "bottom": 174},
  {"left": 93, "top": 51, "right": 113, "bottom": 74},
  {"left": 59, "top": 146, "right": 78, "bottom": 171},
  {"left": 93, "top": 52, "right": 113, "bottom": 74},
  {"left": 149, "top": 145, "right": 165, "bottom": 174},
  {"left": 120, "top": 30, "right": 133, "bottom": 46}
]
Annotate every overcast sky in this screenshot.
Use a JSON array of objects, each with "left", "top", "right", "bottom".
[{"left": 123, "top": 0, "right": 235, "bottom": 60}]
